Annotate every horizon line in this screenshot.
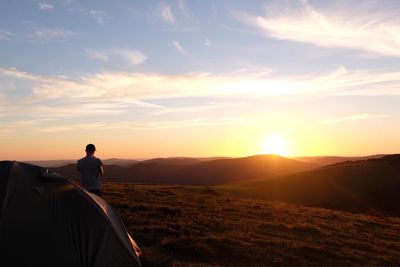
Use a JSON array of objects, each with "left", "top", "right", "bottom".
[{"left": 5, "top": 152, "right": 395, "bottom": 162}]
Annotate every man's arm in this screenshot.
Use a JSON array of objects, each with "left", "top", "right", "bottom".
[
  {"left": 99, "top": 165, "right": 104, "bottom": 176},
  {"left": 98, "top": 159, "right": 104, "bottom": 176}
]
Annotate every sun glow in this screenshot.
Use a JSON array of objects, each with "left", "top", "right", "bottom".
[{"left": 260, "top": 134, "right": 290, "bottom": 156}]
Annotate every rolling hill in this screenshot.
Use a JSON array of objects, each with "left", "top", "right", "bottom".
[
  {"left": 102, "top": 158, "right": 139, "bottom": 166},
  {"left": 158, "top": 154, "right": 318, "bottom": 184},
  {"left": 294, "top": 154, "right": 385, "bottom": 166},
  {"left": 217, "top": 154, "right": 400, "bottom": 216},
  {"left": 26, "top": 158, "right": 139, "bottom": 167},
  {"left": 51, "top": 154, "right": 317, "bottom": 185},
  {"left": 140, "top": 157, "right": 202, "bottom": 166},
  {"left": 26, "top": 160, "right": 76, "bottom": 168}
]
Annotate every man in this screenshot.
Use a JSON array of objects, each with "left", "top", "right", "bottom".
[{"left": 77, "top": 144, "right": 104, "bottom": 197}]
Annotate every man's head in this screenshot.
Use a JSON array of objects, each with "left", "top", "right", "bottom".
[{"left": 85, "top": 144, "right": 96, "bottom": 154}]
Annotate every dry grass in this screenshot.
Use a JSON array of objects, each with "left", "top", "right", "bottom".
[{"left": 103, "top": 183, "right": 400, "bottom": 267}]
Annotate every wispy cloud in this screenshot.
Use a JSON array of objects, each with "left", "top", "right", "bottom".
[
  {"left": 86, "top": 48, "right": 147, "bottom": 65},
  {"left": 38, "top": 2, "right": 54, "bottom": 10},
  {"left": 0, "top": 29, "right": 13, "bottom": 40},
  {"left": 152, "top": 102, "right": 246, "bottom": 115},
  {"left": 1, "top": 65, "right": 400, "bottom": 139},
  {"left": 320, "top": 114, "right": 388, "bottom": 125},
  {"left": 172, "top": 40, "right": 186, "bottom": 54},
  {"left": 32, "top": 117, "right": 250, "bottom": 133},
  {"left": 239, "top": 0, "right": 400, "bottom": 57},
  {"left": 0, "top": 67, "right": 42, "bottom": 81},
  {"left": 27, "top": 103, "right": 128, "bottom": 117},
  {"left": 32, "top": 26, "right": 77, "bottom": 41},
  {"left": 112, "top": 49, "right": 147, "bottom": 65},
  {"left": 160, "top": 4, "right": 175, "bottom": 24},
  {"left": 204, "top": 38, "right": 211, "bottom": 47},
  {"left": 0, "top": 116, "right": 250, "bottom": 135},
  {"left": 3, "top": 66, "right": 400, "bottom": 104},
  {"left": 90, "top": 10, "right": 107, "bottom": 25},
  {"left": 2, "top": 65, "right": 400, "bottom": 129},
  {"left": 86, "top": 50, "right": 109, "bottom": 62}
]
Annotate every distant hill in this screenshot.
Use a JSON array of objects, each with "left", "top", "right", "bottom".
[
  {"left": 140, "top": 157, "right": 232, "bottom": 165},
  {"left": 51, "top": 154, "right": 317, "bottom": 185},
  {"left": 27, "top": 158, "right": 139, "bottom": 168},
  {"left": 102, "top": 158, "right": 139, "bottom": 166},
  {"left": 158, "top": 155, "right": 318, "bottom": 185},
  {"left": 217, "top": 154, "right": 400, "bottom": 216},
  {"left": 140, "top": 157, "right": 202, "bottom": 166},
  {"left": 26, "top": 160, "right": 76, "bottom": 168},
  {"left": 294, "top": 154, "right": 385, "bottom": 166}
]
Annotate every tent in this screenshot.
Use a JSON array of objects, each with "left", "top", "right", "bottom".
[{"left": 0, "top": 161, "right": 141, "bottom": 267}]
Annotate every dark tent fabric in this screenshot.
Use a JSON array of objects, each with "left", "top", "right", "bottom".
[{"left": 0, "top": 161, "right": 141, "bottom": 267}]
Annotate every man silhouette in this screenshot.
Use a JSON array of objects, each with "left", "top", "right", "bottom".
[{"left": 77, "top": 144, "right": 104, "bottom": 197}]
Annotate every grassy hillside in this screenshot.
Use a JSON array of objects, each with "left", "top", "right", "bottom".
[
  {"left": 216, "top": 154, "right": 400, "bottom": 216},
  {"left": 52, "top": 154, "right": 317, "bottom": 185},
  {"left": 103, "top": 183, "right": 400, "bottom": 266},
  {"left": 294, "top": 154, "right": 385, "bottom": 166}
]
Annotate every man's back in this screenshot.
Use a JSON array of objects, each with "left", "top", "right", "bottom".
[{"left": 77, "top": 156, "right": 103, "bottom": 191}]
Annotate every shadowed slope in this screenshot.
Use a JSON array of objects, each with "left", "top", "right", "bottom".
[
  {"left": 217, "top": 154, "right": 400, "bottom": 215},
  {"left": 294, "top": 154, "right": 385, "bottom": 166}
]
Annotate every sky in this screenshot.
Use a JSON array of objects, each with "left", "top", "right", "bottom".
[{"left": 1, "top": 0, "right": 400, "bottom": 160}]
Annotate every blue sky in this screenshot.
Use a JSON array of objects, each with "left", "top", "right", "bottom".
[{"left": 1, "top": 0, "right": 400, "bottom": 160}]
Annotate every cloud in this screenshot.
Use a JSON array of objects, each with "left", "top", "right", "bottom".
[
  {"left": 27, "top": 103, "right": 128, "bottom": 117},
  {"left": 204, "top": 38, "right": 211, "bottom": 47},
  {"left": 86, "top": 48, "right": 147, "bottom": 65},
  {"left": 3, "top": 66, "right": 400, "bottom": 105},
  {"left": 86, "top": 50, "right": 109, "bottom": 62},
  {"left": 2, "top": 65, "right": 400, "bottom": 140},
  {"left": 0, "top": 114, "right": 249, "bottom": 134},
  {"left": 152, "top": 102, "right": 246, "bottom": 115},
  {"left": 239, "top": 0, "right": 400, "bottom": 57},
  {"left": 90, "top": 10, "right": 107, "bottom": 25},
  {"left": 320, "top": 114, "right": 388, "bottom": 125},
  {"left": 112, "top": 49, "right": 147, "bottom": 65},
  {"left": 31, "top": 117, "right": 250, "bottom": 133},
  {"left": 38, "top": 2, "right": 54, "bottom": 10},
  {"left": 32, "top": 27, "right": 77, "bottom": 41},
  {"left": 0, "top": 29, "right": 13, "bottom": 40},
  {"left": 160, "top": 4, "right": 175, "bottom": 24},
  {"left": 0, "top": 67, "right": 42, "bottom": 81},
  {"left": 2, "top": 65, "right": 400, "bottom": 131},
  {"left": 172, "top": 40, "right": 186, "bottom": 54}
]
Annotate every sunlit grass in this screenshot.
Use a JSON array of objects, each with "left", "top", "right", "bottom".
[{"left": 103, "top": 183, "right": 400, "bottom": 266}]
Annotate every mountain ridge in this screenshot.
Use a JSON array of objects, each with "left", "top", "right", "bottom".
[{"left": 51, "top": 154, "right": 318, "bottom": 185}]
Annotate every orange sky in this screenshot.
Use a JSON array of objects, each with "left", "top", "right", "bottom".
[{"left": 2, "top": 115, "right": 399, "bottom": 160}]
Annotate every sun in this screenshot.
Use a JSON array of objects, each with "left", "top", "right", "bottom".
[{"left": 260, "top": 134, "right": 290, "bottom": 156}]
